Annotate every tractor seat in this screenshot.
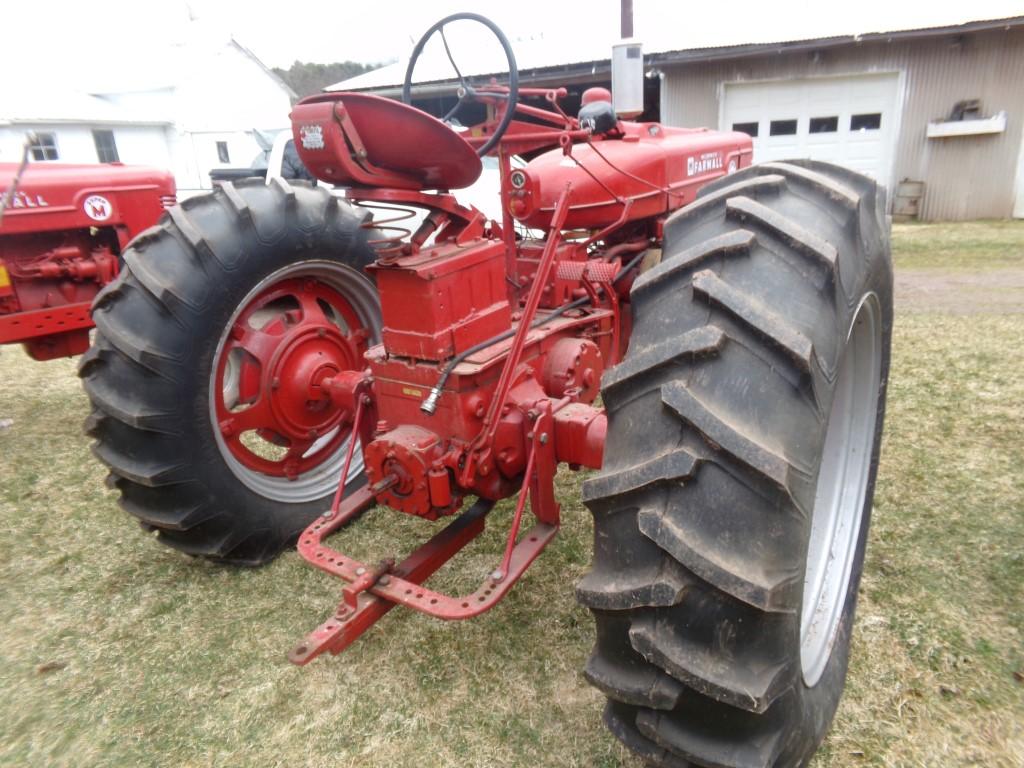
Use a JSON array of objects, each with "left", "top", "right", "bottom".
[{"left": 290, "top": 92, "right": 483, "bottom": 191}]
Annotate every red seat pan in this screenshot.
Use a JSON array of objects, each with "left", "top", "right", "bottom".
[{"left": 294, "top": 92, "right": 482, "bottom": 190}]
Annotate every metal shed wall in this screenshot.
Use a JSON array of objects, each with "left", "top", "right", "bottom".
[{"left": 659, "top": 26, "right": 1024, "bottom": 220}]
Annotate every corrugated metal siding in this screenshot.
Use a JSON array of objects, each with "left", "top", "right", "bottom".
[{"left": 659, "top": 27, "right": 1024, "bottom": 220}]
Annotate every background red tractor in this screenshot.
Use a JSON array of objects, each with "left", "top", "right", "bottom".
[
  {"left": 80, "top": 13, "right": 892, "bottom": 767},
  {"left": 0, "top": 160, "right": 175, "bottom": 361}
]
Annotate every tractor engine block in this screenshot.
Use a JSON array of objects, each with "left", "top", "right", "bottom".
[{"left": 357, "top": 237, "right": 608, "bottom": 519}]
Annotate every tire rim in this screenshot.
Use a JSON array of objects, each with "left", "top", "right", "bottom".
[
  {"left": 209, "top": 260, "right": 381, "bottom": 503},
  {"left": 800, "top": 293, "right": 882, "bottom": 687}
]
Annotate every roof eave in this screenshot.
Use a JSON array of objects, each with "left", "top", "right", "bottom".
[
  {"left": 649, "top": 15, "right": 1024, "bottom": 67},
  {"left": 230, "top": 37, "right": 298, "bottom": 100},
  {"left": 337, "top": 59, "right": 612, "bottom": 96},
  {"left": 5, "top": 117, "right": 173, "bottom": 127}
]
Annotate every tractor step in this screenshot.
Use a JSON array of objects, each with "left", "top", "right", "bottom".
[{"left": 289, "top": 488, "right": 558, "bottom": 665}]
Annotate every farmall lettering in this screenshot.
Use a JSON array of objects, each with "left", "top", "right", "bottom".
[
  {"left": 687, "top": 151, "right": 724, "bottom": 176},
  {"left": 1, "top": 190, "right": 49, "bottom": 208}
]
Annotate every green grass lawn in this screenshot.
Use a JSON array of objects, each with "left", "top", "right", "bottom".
[
  {"left": 1, "top": 223, "right": 1022, "bottom": 767},
  {"left": 893, "top": 219, "right": 1024, "bottom": 270}
]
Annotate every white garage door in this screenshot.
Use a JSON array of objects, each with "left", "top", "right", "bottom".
[{"left": 723, "top": 73, "right": 900, "bottom": 187}]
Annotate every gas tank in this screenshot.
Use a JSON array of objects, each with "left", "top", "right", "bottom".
[{"left": 507, "top": 123, "right": 752, "bottom": 231}]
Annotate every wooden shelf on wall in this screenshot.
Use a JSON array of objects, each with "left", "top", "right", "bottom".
[{"left": 927, "top": 111, "right": 1007, "bottom": 138}]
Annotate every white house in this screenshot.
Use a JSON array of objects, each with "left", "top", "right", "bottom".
[{"left": 0, "top": 32, "right": 295, "bottom": 198}]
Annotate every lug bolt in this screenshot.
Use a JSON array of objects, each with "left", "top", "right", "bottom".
[
  {"left": 539, "top": 433, "right": 549, "bottom": 445},
  {"left": 272, "top": 377, "right": 281, "bottom": 390}
]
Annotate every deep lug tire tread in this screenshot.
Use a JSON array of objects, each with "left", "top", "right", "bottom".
[
  {"left": 581, "top": 161, "right": 892, "bottom": 766},
  {"left": 80, "top": 180, "right": 378, "bottom": 565}
]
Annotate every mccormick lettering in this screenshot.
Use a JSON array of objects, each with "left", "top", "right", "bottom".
[{"left": 687, "top": 152, "right": 723, "bottom": 176}]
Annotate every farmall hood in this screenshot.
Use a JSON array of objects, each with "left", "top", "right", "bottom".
[{"left": 0, "top": 163, "right": 176, "bottom": 236}]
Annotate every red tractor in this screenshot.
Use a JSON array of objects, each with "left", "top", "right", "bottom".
[
  {"left": 81, "top": 14, "right": 892, "bottom": 767},
  {"left": 0, "top": 161, "right": 175, "bottom": 360}
]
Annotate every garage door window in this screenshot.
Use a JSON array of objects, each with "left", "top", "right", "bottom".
[
  {"left": 723, "top": 73, "right": 899, "bottom": 184},
  {"left": 770, "top": 119, "right": 798, "bottom": 136},
  {"left": 851, "top": 113, "right": 882, "bottom": 131},
  {"left": 732, "top": 121, "right": 759, "bottom": 137},
  {"left": 809, "top": 116, "right": 839, "bottom": 133}
]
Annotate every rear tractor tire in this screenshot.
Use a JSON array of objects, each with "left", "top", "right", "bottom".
[
  {"left": 80, "top": 179, "right": 381, "bottom": 565},
  {"left": 579, "top": 160, "right": 892, "bottom": 767}
]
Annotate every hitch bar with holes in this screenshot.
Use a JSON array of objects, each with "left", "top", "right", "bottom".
[
  {"left": 288, "top": 484, "right": 558, "bottom": 665},
  {"left": 288, "top": 187, "right": 583, "bottom": 665}
]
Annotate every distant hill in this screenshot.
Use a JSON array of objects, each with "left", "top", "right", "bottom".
[{"left": 272, "top": 60, "right": 380, "bottom": 100}]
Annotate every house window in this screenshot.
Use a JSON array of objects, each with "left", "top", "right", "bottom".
[
  {"left": 216, "top": 141, "right": 230, "bottom": 163},
  {"left": 809, "top": 116, "right": 839, "bottom": 134},
  {"left": 732, "top": 122, "right": 759, "bottom": 137},
  {"left": 28, "top": 132, "right": 59, "bottom": 161},
  {"left": 851, "top": 113, "right": 882, "bottom": 131},
  {"left": 92, "top": 130, "right": 120, "bottom": 163},
  {"left": 769, "top": 119, "right": 798, "bottom": 136}
]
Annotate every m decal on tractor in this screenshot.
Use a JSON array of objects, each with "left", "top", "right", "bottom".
[
  {"left": 83, "top": 194, "right": 112, "bottom": 221},
  {"left": 80, "top": 13, "right": 893, "bottom": 768}
]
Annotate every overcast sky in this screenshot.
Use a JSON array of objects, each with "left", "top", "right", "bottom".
[{"left": 3, "top": 0, "right": 1022, "bottom": 86}]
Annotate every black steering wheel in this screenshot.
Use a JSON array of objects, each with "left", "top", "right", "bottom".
[{"left": 402, "top": 13, "right": 519, "bottom": 157}]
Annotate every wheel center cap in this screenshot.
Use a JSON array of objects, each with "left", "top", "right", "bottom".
[{"left": 269, "top": 326, "right": 356, "bottom": 440}]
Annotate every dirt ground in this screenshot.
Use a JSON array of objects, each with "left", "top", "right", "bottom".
[{"left": 896, "top": 268, "right": 1024, "bottom": 313}]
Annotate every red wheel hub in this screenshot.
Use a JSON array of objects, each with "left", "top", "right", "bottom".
[{"left": 215, "top": 277, "right": 370, "bottom": 479}]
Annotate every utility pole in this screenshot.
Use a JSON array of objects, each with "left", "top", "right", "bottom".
[{"left": 621, "top": 0, "right": 633, "bottom": 39}]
